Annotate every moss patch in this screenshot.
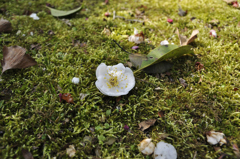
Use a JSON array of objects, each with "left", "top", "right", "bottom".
[{"left": 0, "top": 0, "right": 240, "bottom": 158}]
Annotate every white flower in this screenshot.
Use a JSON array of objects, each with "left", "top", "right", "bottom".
[
  {"left": 138, "top": 138, "right": 155, "bottom": 155},
  {"left": 154, "top": 141, "right": 177, "bottom": 159},
  {"left": 29, "top": 13, "right": 40, "bottom": 20},
  {"left": 72, "top": 77, "right": 80, "bottom": 84},
  {"left": 128, "top": 28, "right": 144, "bottom": 44},
  {"left": 95, "top": 63, "right": 135, "bottom": 96},
  {"left": 66, "top": 145, "right": 76, "bottom": 158},
  {"left": 160, "top": 40, "right": 169, "bottom": 45},
  {"left": 206, "top": 131, "right": 227, "bottom": 146}
]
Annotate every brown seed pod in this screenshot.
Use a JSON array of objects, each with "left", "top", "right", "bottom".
[{"left": 0, "top": 18, "right": 12, "bottom": 33}]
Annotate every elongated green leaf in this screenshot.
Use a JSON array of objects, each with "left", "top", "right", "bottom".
[
  {"left": 129, "top": 53, "right": 147, "bottom": 69},
  {"left": 134, "top": 45, "right": 194, "bottom": 73},
  {"left": 46, "top": 6, "right": 82, "bottom": 17}
]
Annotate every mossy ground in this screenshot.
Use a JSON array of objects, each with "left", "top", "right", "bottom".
[{"left": 0, "top": 0, "right": 240, "bottom": 158}]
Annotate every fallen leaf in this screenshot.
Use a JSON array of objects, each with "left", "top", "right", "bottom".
[
  {"left": 195, "top": 62, "right": 204, "bottom": 71},
  {"left": 66, "top": 145, "right": 76, "bottom": 158},
  {"left": 22, "top": 149, "right": 34, "bottom": 159},
  {"left": 143, "top": 61, "right": 173, "bottom": 74},
  {"left": 158, "top": 133, "right": 169, "bottom": 140},
  {"left": 0, "top": 18, "right": 12, "bottom": 33},
  {"left": 46, "top": 5, "right": 82, "bottom": 17},
  {"left": 176, "top": 29, "right": 199, "bottom": 46},
  {"left": 102, "top": 28, "right": 111, "bottom": 36},
  {"left": 61, "top": 19, "right": 72, "bottom": 26},
  {"left": 198, "top": 76, "right": 203, "bottom": 84},
  {"left": 179, "top": 78, "right": 188, "bottom": 88},
  {"left": 79, "top": 93, "right": 88, "bottom": 100},
  {"left": 1, "top": 46, "right": 37, "bottom": 75},
  {"left": 105, "top": 137, "right": 116, "bottom": 145},
  {"left": 178, "top": 4, "right": 187, "bottom": 16},
  {"left": 61, "top": 93, "right": 74, "bottom": 104},
  {"left": 138, "top": 119, "right": 156, "bottom": 131},
  {"left": 158, "top": 111, "right": 165, "bottom": 118},
  {"left": 95, "top": 147, "right": 101, "bottom": 157},
  {"left": 233, "top": 143, "right": 240, "bottom": 157},
  {"left": 134, "top": 45, "right": 193, "bottom": 73},
  {"left": 30, "top": 44, "right": 41, "bottom": 50},
  {"left": 209, "top": 19, "right": 220, "bottom": 26},
  {"left": 83, "top": 136, "right": 92, "bottom": 143}
]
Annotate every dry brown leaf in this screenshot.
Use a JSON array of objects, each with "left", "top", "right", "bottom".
[
  {"left": 22, "top": 149, "right": 34, "bottom": 159},
  {"left": 176, "top": 29, "right": 199, "bottom": 46},
  {"left": 0, "top": 18, "right": 12, "bottom": 33},
  {"left": 1, "top": 46, "right": 37, "bottom": 74},
  {"left": 138, "top": 119, "right": 156, "bottom": 131},
  {"left": 195, "top": 62, "right": 204, "bottom": 71},
  {"left": 61, "top": 93, "right": 74, "bottom": 104}
]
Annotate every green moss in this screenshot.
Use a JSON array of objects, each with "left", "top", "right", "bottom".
[{"left": 0, "top": 0, "right": 240, "bottom": 158}]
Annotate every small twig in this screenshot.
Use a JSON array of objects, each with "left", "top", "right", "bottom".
[
  {"left": 113, "top": 10, "right": 144, "bottom": 23},
  {"left": 125, "top": 19, "right": 144, "bottom": 23},
  {"left": 112, "top": 40, "right": 131, "bottom": 54},
  {"left": 136, "top": 77, "right": 158, "bottom": 88}
]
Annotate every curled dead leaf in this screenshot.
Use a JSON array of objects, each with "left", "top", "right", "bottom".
[
  {"left": 195, "top": 62, "right": 204, "bottom": 71},
  {"left": 22, "top": 149, "right": 34, "bottom": 159},
  {"left": 1, "top": 46, "right": 37, "bottom": 75},
  {"left": 138, "top": 119, "right": 156, "bottom": 131},
  {"left": 176, "top": 29, "right": 199, "bottom": 46},
  {"left": 0, "top": 18, "right": 12, "bottom": 33},
  {"left": 61, "top": 93, "right": 74, "bottom": 104}
]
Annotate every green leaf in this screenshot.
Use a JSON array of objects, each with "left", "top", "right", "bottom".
[
  {"left": 134, "top": 45, "right": 194, "bottom": 73},
  {"left": 46, "top": 6, "right": 83, "bottom": 17}
]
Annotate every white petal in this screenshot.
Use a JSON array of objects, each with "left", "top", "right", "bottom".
[
  {"left": 72, "top": 77, "right": 79, "bottom": 84},
  {"left": 96, "top": 63, "right": 108, "bottom": 79},
  {"left": 134, "top": 28, "right": 138, "bottom": 35},
  {"left": 29, "top": 13, "right": 40, "bottom": 20},
  {"left": 160, "top": 40, "right": 169, "bottom": 45},
  {"left": 113, "top": 63, "right": 125, "bottom": 71}
]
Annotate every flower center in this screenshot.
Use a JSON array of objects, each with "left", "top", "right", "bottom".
[{"left": 109, "top": 75, "right": 119, "bottom": 87}]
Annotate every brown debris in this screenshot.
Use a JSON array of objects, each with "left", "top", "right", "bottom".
[
  {"left": 176, "top": 29, "right": 199, "bottom": 46},
  {"left": 0, "top": 18, "right": 12, "bottom": 33},
  {"left": 138, "top": 119, "right": 156, "bottom": 131},
  {"left": 1, "top": 46, "right": 37, "bottom": 74},
  {"left": 195, "top": 62, "right": 204, "bottom": 71},
  {"left": 61, "top": 93, "right": 74, "bottom": 104}
]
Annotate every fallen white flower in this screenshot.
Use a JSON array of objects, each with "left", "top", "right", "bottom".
[
  {"left": 66, "top": 145, "right": 76, "bottom": 158},
  {"left": 206, "top": 131, "right": 227, "bottom": 146},
  {"left": 160, "top": 40, "right": 169, "bottom": 45},
  {"left": 95, "top": 63, "right": 135, "bottom": 96},
  {"left": 138, "top": 138, "right": 155, "bottom": 155},
  {"left": 72, "top": 77, "right": 80, "bottom": 84},
  {"left": 128, "top": 28, "right": 144, "bottom": 44},
  {"left": 154, "top": 141, "right": 177, "bottom": 159},
  {"left": 29, "top": 13, "right": 40, "bottom": 20}
]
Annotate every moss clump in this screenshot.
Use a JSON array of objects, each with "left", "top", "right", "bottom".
[{"left": 0, "top": 0, "right": 240, "bottom": 158}]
